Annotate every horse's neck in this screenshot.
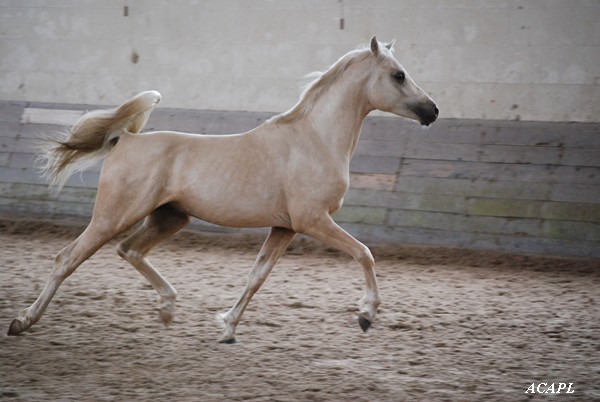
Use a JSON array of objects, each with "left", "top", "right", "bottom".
[{"left": 306, "top": 72, "right": 373, "bottom": 162}]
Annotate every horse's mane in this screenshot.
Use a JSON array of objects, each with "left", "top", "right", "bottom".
[{"left": 269, "top": 47, "right": 372, "bottom": 124}]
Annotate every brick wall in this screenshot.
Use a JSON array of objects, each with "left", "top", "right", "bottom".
[{"left": 1, "top": 101, "right": 599, "bottom": 257}]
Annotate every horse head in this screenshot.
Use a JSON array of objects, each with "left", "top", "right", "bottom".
[{"left": 366, "top": 36, "right": 439, "bottom": 126}]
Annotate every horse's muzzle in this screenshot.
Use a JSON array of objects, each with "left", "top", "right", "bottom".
[{"left": 414, "top": 102, "right": 439, "bottom": 126}]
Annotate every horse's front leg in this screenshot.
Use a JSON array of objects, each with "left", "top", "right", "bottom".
[
  {"left": 218, "top": 227, "right": 295, "bottom": 343},
  {"left": 301, "top": 214, "right": 381, "bottom": 332}
]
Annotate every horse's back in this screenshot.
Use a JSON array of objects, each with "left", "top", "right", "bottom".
[{"left": 100, "top": 128, "right": 291, "bottom": 228}]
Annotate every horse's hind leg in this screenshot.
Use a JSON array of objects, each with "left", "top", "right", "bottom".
[
  {"left": 117, "top": 204, "right": 190, "bottom": 325},
  {"left": 218, "top": 227, "right": 296, "bottom": 343},
  {"left": 8, "top": 221, "right": 121, "bottom": 335}
]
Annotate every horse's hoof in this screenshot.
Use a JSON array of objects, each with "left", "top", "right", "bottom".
[
  {"left": 159, "top": 297, "right": 175, "bottom": 326},
  {"left": 219, "top": 337, "right": 238, "bottom": 345},
  {"left": 159, "top": 307, "right": 174, "bottom": 327},
  {"left": 7, "top": 318, "right": 26, "bottom": 336},
  {"left": 358, "top": 315, "right": 372, "bottom": 333}
]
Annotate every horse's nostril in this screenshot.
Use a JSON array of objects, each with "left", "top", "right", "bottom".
[{"left": 414, "top": 103, "right": 439, "bottom": 126}]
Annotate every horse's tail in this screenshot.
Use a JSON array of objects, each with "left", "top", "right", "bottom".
[{"left": 38, "top": 90, "right": 161, "bottom": 191}]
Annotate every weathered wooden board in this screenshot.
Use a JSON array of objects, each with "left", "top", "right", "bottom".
[
  {"left": 394, "top": 176, "right": 552, "bottom": 201},
  {"left": 340, "top": 222, "right": 600, "bottom": 257},
  {"left": 399, "top": 159, "right": 599, "bottom": 185},
  {"left": 1, "top": 101, "right": 599, "bottom": 257},
  {"left": 349, "top": 173, "right": 396, "bottom": 191},
  {"left": 21, "top": 108, "right": 84, "bottom": 126}
]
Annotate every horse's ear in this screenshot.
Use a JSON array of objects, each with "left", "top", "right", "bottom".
[
  {"left": 385, "top": 39, "right": 396, "bottom": 51},
  {"left": 370, "top": 36, "right": 380, "bottom": 57}
]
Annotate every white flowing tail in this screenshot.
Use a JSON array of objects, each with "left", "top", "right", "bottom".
[{"left": 38, "top": 90, "right": 161, "bottom": 191}]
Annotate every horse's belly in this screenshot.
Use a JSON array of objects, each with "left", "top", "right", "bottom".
[{"left": 175, "top": 191, "right": 290, "bottom": 229}]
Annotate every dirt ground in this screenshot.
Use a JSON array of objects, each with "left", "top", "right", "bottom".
[{"left": 0, "top": 218, "right": 598, "bottom": 401}]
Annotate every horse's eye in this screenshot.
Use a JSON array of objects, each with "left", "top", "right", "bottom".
[{"left": 394, "top": 71, "right": 405, "bottom": 83}]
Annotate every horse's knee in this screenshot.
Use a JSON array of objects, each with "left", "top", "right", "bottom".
[{"left": 356, "top": 245, "right": 375, "bottom": 268}]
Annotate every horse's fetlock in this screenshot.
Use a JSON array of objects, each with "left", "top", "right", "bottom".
[
  {"left": 160, "top": 290, "right": 177, "bottom": 306},
  {"left": 373, "top": 297, "right": 381, "bottom": 310}
]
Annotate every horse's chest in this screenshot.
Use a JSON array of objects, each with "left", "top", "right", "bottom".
[{"left": 291, "top": 167, "right": 348, "bottom": 208}]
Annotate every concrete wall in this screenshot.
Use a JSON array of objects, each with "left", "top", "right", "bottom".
[
  {"left": 1, "top": 0, "right": 599, "bottom": 122},
  {"left": 1, "top": 2, "right": 599, "bottom": 257},
  {"left": 1, "top": 101, "right": 599, "bottom": 258}
]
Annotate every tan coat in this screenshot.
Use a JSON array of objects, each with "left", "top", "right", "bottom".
[{"left": 9, "top": 37, "right": 438, "bottom": 343}]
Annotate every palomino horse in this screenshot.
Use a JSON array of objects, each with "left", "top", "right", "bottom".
[{"left": 8, "top": 37, "right": 438, "bottom": 343}]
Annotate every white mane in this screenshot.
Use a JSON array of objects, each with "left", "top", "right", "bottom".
[{"left": 269, "top": 48, "right": 372, "bottom": 124}]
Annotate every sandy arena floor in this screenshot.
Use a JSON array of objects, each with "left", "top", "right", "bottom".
[{"left": 0, "top": 219, "right": 599, "bottom": 401}]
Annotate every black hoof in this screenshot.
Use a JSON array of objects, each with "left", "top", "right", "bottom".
[
  {"left": 219, "top": 337, "right": 238, "bottom": 345},
  {"left": 7, "top": 319, "right": 25, "bottom": 336},
  {"left": 358, "top": 316, "right": 372, "bottom": 333}
]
